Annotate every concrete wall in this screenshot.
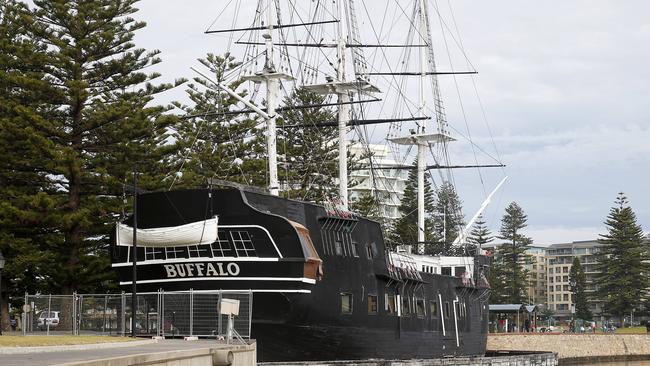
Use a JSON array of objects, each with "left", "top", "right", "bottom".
[
  {"left": 488, "top": 334, "right": 650, "bottom": 359},
  {"left": 59, "top": 342, "right": 256, "bottom": 366}
]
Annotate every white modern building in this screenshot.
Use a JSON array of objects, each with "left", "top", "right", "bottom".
[{"left": 348, "top": 143, "right": 409, "bottom": 219}]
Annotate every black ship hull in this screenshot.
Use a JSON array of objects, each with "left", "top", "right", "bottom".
[{"left": 111, "top": 188, "right": 489, "bottom": 362}]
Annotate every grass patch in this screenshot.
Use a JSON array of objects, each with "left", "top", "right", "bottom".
[
  {"left": 616, "top": 326, "right": 648, "bottom": 334},
  {"left": 0, "top": 335, "right": 139, "bottom": 347}
]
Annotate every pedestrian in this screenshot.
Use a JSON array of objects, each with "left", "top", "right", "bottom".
[
  {"left": 10, "top": 318, "right": 17, "bottom": 331},
  {"left": 525, "top": 319, "right": 530, "bottom": 333}
]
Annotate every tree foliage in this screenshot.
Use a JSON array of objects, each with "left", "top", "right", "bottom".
[
  {"left": 570, "top": 257, "right": 592, "bottom": 320},
  {"left": 432, "top": 181, "right": 465, "bottom": 242},
  {"left": 389, "top": 162, "right": 435, "bottom": 250},
  {"left": 0, "top": 0, "right": 184, "bottom": 301},
  {"left": 350, "top": 192, "right": 382, "bottom": 221},
  {"left": 277, "top": 89, "right": 339, "bottom": 203},
  {"left": 594, "top": 193, "right": 648, "bottom": 324},
  {"left": 169, "top": 53, "right": 264, "bottom": 189},
  {"left": 489, "top": 202, "right": 532, "bottom": 303},
  {"left": 467, "top": 214, "right": 493, "bottom": 255}
]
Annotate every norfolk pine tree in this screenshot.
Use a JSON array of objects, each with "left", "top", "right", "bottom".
[
  {"left": 468, "top": 214, "right": 493, "bottom": 254},
  {"left": 170, "top": 53, "right": 264, "bottom": 189},
  {"left": 350, "top": 192, "right": 382, "bottom": 221},
  {"left": 431, "top": 181, "right": 465, "bottom": 254},
  {"left": 0, "top": 0, "right": 61, "bottom": 331},
  {"left": 594, "top": 193, "right": 649, "bottom": 326},
  {"left": 496, "top": 202, "right": 532, "bottom": 303},
  {"left": 569, "top": 257, "right": 592, "bottom": 321},
  {"left": 389, "top": 160, "right": 435, "bottom": 249},
  {"left": 11, "top": 0, "right": 184, "bottom": 296},
  {"left": 277, "top": 89, "right": 339, "bottom": 203}
]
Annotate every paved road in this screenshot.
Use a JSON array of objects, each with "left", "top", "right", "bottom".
[{"left": 2, "top": 340, "right": 221, "bottom": 366}]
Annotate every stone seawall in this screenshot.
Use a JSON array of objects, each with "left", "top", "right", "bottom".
[
  {"left": 488, "top": 333, "right": 650, "bottom": 360},
  {"left": 260, "top": 352, "right": 557, "bottom": 366}
]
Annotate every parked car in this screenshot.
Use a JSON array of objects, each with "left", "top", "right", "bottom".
[{"left": 37, "top": 310, "right": 60, "bottom": 330}]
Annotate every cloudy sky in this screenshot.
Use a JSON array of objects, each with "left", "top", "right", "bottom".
[{"left": 132, "top": 1, "right": 650, "bottom": 245}]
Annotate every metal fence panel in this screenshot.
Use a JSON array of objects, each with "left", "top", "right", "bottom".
[{"left": 23, "top": 290, "right": 252, "bottom": 339}]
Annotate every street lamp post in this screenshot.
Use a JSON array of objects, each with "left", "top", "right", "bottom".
[
  {"left": 570, "top": 277, "right": 577, "bottom": 332},
  {"left": 0, "top": 249, "right": 5, "bottom": 335},
  {"left": 131, "top": 169, "right": 138, "bottom": 338}
]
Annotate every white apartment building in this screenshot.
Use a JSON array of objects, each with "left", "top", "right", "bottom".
[
  {"left": 348, "top": 143, "right": 408, "bottom": 220},
  {"left": 545, "top": 240, "right": 605, "bottom": 321},
  {"left": 523, "top": 246, "right": 547, "bottom": 306}
]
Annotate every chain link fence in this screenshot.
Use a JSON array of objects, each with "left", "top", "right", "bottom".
[{"left": 22, "top": 290, "right": 252, "bottom": 338}]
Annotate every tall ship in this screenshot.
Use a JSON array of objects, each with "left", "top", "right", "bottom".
[{"left": 111, "top": 0, "right": 506, "bottom": 361}]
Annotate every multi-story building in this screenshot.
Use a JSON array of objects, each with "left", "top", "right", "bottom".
[
  {"left": 523, "top": 246, "right": 547, "bottom": 306},
  {"left": 348, "top": 143, "right": 408, "bottom": 220},
  {"left": 545, "top": 240, "right": 605, "bottom": 322}
]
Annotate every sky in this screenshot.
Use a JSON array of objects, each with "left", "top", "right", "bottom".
[{"left": 131, "top": 1, "right": 650, "bottom": 245}]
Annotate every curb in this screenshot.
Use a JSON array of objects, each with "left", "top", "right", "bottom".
[{"left": 0, "top": 338, "right": 158, "bottom": 354}]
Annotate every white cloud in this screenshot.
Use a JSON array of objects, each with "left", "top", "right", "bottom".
[
  {"left": 130, "top": 0, "right": 650, "bottom": 243},
  {"left": 525, "top": 226, "right": 603, "bottom": 245}
]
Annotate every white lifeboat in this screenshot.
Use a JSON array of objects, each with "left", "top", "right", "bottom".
[{"left": 116, "top": 217, "right": 218, "bottom": 247}]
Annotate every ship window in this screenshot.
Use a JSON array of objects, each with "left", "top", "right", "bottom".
[
  {"left": 401, "top": 296, "right": 411, "bottom": 316},
  {"left": 188, "top": 244, "right": 211, "bottom": 258},
  {"left": 165, "top": 247, "right": 187, "bottom": 259},
  {"left": 367, "top": 295, "right": 378, "bottom": 314},
  {"left": 366, "top": 243, "right": 374, "bottom": 259},
  {"left": 444, "top": 302, "right": 450, "bottom": 319},
  {"left": 416, "top": 298, "right": 425, "bottom": 318},
  {"left": 455, "top": 266, "right": 466, "bottom": 278},
  {"left": 441, "top": 267, "right": 452, "bottom": 276},
  {"left": 231, "top": 230, "right": 256, "bottom": 257},
  {"left": 429, "top": 301, "right": 438, "bottom": 317},
  {"left": 341, "top": 293, "right": 353, "bottom": 314},
  {"left": 351, "top": 241, "right": 359, "bottom": 257},
  {"left": 335, "top": 240, "right": 343, "bottom": 256},
  {"left": 211, "top": 231, "right": 233, "bottom": 257},
  {"left": 144, "top": 247, "right": 164, "bottom": 260},
  {"left": 385, "top": 294, "right": 396, "bottom": 315}
]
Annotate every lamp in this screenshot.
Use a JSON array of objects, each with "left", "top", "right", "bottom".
[{"left": 0, "top": 249, "right": 5, "bottom": 336}]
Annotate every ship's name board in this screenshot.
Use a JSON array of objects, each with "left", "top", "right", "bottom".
[{"left": 164, "top": 262, "right": 240, "bottom": 278}]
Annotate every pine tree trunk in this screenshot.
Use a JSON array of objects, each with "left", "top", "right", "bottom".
[{"left": 1, "top": 295, "right": 8, "bottom": 333}]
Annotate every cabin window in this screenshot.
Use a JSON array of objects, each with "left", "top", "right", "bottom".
[
  {"left": 429, "top": 301, "right": 438, "bottom": 317},
  {"left": 441, "top": 267, "right": 452, "bottom": 276},
  {"left": 165, "top": 247, "right": 187, "bottom": 259},
  {"left": 455, "top": 302, "right": 460, "bottom": 317},
  {"left": 351, "top": 242, "right": 359, "bottom": 257},
  {"left": 231, "top": 230, "right": 256, "bottom": 257},
  {"left": 144, "top": 247, "right": 164, "bottom": 260},
  {"left": 367, "top": 295, "right": 378, "bottom": 314},
  {"left": 341, "top": 293, "right": 353, "bottom": 314},
  {"left": 335, "top": 240, "right": 343, "bottom": 256},
  {"left": 401, "top": 296, "right": 411, "bottom": 316},
  {"left": 416, "top": 298, "right": 425, "bottom": 318},
  {"left": 211, "top": 231, "right": 233, "bottom": 257},
  {"left": 188, "top": 244, "right": 211, "bottom": 258},
  {"left": 455, "top": 266, "right": 466, "bottom": 278},
  {"left": 366, "top": 243, "right": 374, "bottom": 259},
  {"left": 444, "top": 302, "right": 450, "bottom": 319},
  {"left": 385, "top": 294, "right": 396, "bottom": 315}
]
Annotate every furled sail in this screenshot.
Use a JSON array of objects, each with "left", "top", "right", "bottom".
[{"left": 116, "top": 217, "right": 218, "bottom": 247}]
